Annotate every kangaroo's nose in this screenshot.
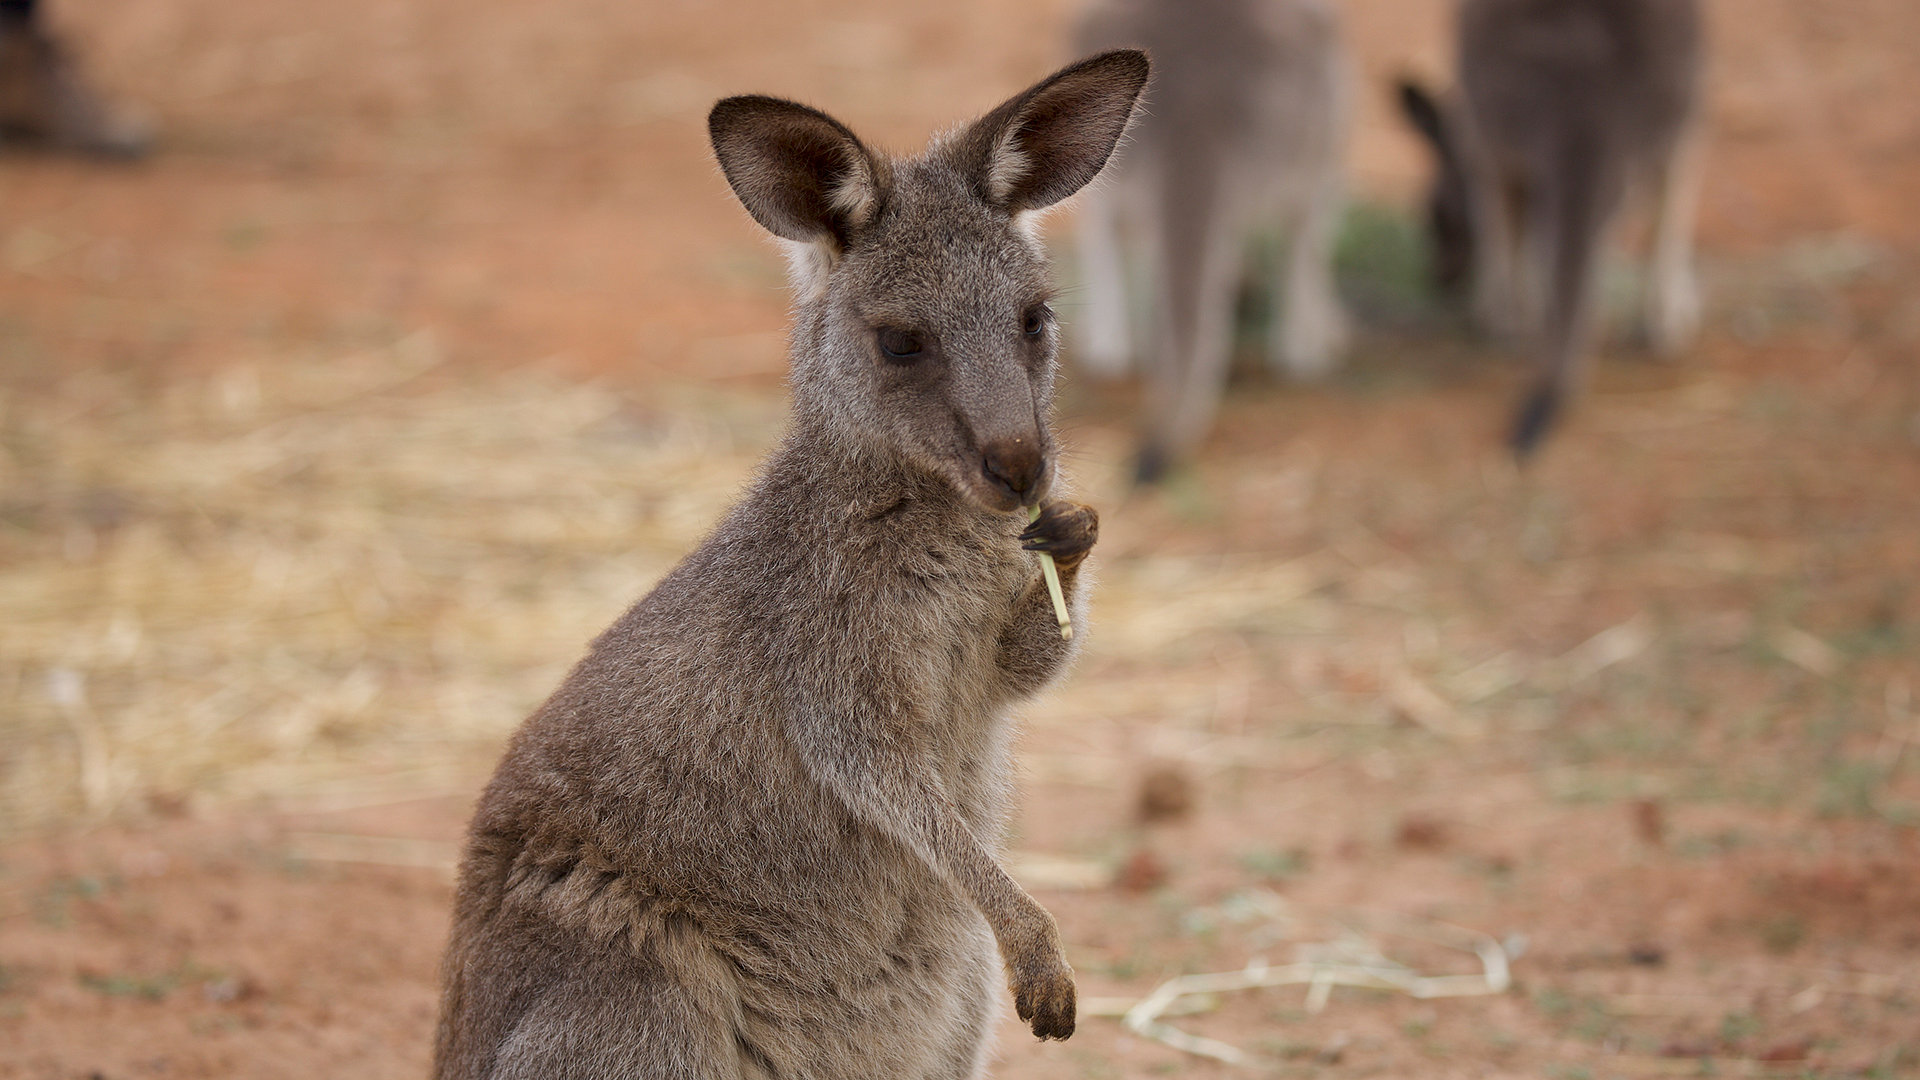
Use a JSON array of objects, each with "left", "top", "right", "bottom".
[{"left": 981, "top": 439, "right": 1045, "bottom": 504}]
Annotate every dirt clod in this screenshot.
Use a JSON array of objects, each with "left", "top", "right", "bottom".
[
  {"left": 1135, "top": 761, "right": 1196, "bottom": 824},
  {"left": 1626, "top": 943, "right": 1667, "bottom": 967},
  {"left": 1394, "top": 812, "right": 1449, "bottom": 851},
  {"left": 1631, "top": 798, "right": 1666, "bottom": 846},
  {"left": 1114, "top": 847, "right": 1171, "bottom": 894}
]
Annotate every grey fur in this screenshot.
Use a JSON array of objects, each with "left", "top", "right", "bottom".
[
  {"left": 1401, "top": 0, "right": 1705, "bottom": 456},
  {"left": 1072, "top": 0, "right": 1351, "bottom": 481},
  {"left": 433, "top": 50, "right": 1149, "bottom": 1080}
]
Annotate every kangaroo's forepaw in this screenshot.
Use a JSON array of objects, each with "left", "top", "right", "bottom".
[
  {"left": 1019, "top": 500, "right": 1098, "bottom": 571},
  {"left": 1011, "top": 947, "right": 1077, "bottom": 1041}
]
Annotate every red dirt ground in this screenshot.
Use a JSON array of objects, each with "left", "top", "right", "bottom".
[{"left": 3, "top": 1, "right": 1918, "bottom": 1077}]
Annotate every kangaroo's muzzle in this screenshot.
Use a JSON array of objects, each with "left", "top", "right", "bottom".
[{"left": 981, "top": 439, "right": 1046, "bottom": 507}]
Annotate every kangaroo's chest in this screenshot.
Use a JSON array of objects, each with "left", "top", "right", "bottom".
[{"left": 909, "top": 540, "right": 1033, "bottom": 826}]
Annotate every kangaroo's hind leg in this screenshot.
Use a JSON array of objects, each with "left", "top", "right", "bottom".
[
  {"left": 1137, "top": 179, "right": 1243, "bottom": 481},
  {"left": 1471, "top": 167, "right": 1527, "bottom": 344},
  {"left": 1272, "top": 166, "right": 1350, "bottom": 380},
  {"left": 1072, "top": 182, "right": 1135, "bottom": 378},
  {"left": 488, "top": 943, "right": 748, "bottom": 1080},
  {"left": 1643, "top": 125, "right": 1703, "bottom": 357}
]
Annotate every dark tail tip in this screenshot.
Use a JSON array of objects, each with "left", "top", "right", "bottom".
[
  {"left": 1508, "top": 386, "right": 1562, "bottom": 461},
  {"left": 1132, "top": 442, "right": 1173, "bottom": 487},
  {"left": 1396, "top": 77, "right": 1445, "bottom": 146}
]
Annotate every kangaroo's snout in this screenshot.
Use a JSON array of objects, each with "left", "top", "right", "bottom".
[{"left": 981, "top": 439, "right": 1046, "bottom": 507}]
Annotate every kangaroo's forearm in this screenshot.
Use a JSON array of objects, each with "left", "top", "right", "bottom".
[
  {"left": 799, "top": 736, "right": 1072, "bottom": 1035},
  {"left": 994, "top": 562, "right": 1084, "bottom": 695},
  {"left": 794, "top": 728, "right": 1054, "bottom": 952}
]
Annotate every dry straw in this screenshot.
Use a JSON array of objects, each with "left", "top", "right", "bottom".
[
  {"left": 1090, "top": 893, "right": 1512, "bottom": 1068},
  {"left": 0, "top": 336, "right": 773, "bottom": 835}
]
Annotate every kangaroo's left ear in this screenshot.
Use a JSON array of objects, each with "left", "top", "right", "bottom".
[{"left": 955, "top": 49, "right": 1150, "bottom": 213}]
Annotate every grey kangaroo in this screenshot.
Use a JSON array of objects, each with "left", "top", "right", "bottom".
[
  {"left": 1400, "top": 0, "right": 1705, "bottom": 456},
  {"left": 433, "top": 50, "right": 1150, "bottom": 1080},
  {"left": 1073, "top": 0, "right": 1350, "bottom": 481},
  {"left": 0, "top": 0, "right": 151, "bottom": 158}
]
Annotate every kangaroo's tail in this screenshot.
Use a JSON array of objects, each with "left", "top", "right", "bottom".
[{"left": 1510, "top": 132, "right": 1623, "bottom": 459}]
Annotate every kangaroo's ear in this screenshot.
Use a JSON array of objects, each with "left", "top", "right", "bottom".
[
  {"left": 956, "top": 49, "right": 1150, "bottom": 213},
  {"left": 709, "top": 95, "right": 888, "bottom": 248}
]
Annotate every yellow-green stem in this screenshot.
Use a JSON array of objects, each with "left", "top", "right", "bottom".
[{"left": 1028, "top": 505, "right": 1073, "bottom": 641}]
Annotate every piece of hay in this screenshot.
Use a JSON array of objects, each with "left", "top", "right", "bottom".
[
  {"left": 1028, "top": 505, "right": 1072, "bottom": 641},
  {"left": 1111, "top": 902, "right": 1512, "bottom": 1068}
]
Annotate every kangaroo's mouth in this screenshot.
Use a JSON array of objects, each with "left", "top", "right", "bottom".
[{"left": 968, "top": 480, "right": 1028, "bottom": 513}]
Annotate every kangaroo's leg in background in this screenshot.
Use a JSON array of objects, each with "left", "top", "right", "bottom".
[
  {"left": 1514, "top": 176, "right": 1557, "bottom": 350},
  {"left": 1139, "top": 191, "right": 1241, "bottom": 482},
  {"left": 1644, "top": 127, "right": 1703, "bottom": 357},
  {"left": 0, "top": 0, "right": 153, "bottom": 159},
  {"left": 1273, "top": 169, "right": 1350, "bottom": 380},
  {"left": 1471, "top": 170, "right": 1524, "bottom": 342},
  {"left": 1071, "top": 184, "right": 1134, "bottom": 377}
]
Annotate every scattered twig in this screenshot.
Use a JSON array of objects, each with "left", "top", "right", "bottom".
[
  {"left": 49, "top": 667, "right": 114, "bottom": 817},
  {"left": 1768, "top": 625, "right": 1841, "bottom": 678},
  {"left": 1111, "top": 906, "right": 1511, "bottom": 1067},
  {"left": 1554, "top": 614, "right": 1654, "bottom": 687},
  {"left": 1384, "top": 659, "right": 1482, "bottom": 740}
]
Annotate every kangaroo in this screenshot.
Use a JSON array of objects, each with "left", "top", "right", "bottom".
[
  {"left": 432, "top": 50, "right": 1150, "bottom": 1080},
  {"left": 1399, "top": 0, "right": 1705, "bottom": 457},
  {"left": 0, "top": 0, "right": 151, "bottom": 158},
  {"left": 1073, "top": 0, "right": 1350, "bottom": 482}
]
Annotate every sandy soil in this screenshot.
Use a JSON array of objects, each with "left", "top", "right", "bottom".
[{"left": 3, "top": 0, "right": 1918, "bottom": 1077}]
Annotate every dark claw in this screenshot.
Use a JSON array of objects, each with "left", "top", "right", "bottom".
[{"left": 1030, "top": 995, "right": 1075, "bottom": 1040}]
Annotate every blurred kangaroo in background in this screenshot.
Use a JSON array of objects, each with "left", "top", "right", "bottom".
[
  {"left": 433, "top": 50, "right": 1149, "bottom": 1080},
  {"left": 0, "top": 0, "right": 151, "bottom": 158},
  {"left": 1400, "top": 0, "right": 1705, "bottom": 457},
  {"left": 1073, "top": 0, "right": 1351, "bottom": 482}
]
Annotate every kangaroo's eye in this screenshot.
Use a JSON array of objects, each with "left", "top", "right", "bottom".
[
  {"left": 1022, "top": 306, "right": 1050, "bottom": 338},
  {"left": 876, "top": 328, "right": 924, "bottom": 361}
]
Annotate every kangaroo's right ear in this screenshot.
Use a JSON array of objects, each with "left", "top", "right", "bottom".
[
  {"left": 1396, "top": 78, "right": 1450, "bottom": 152},
  {"left": 709, "top": 96, "right": 888, "bottom": 249},
  {"left": 956, "top": 49, "right": 1151, "bottom": 214}
]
